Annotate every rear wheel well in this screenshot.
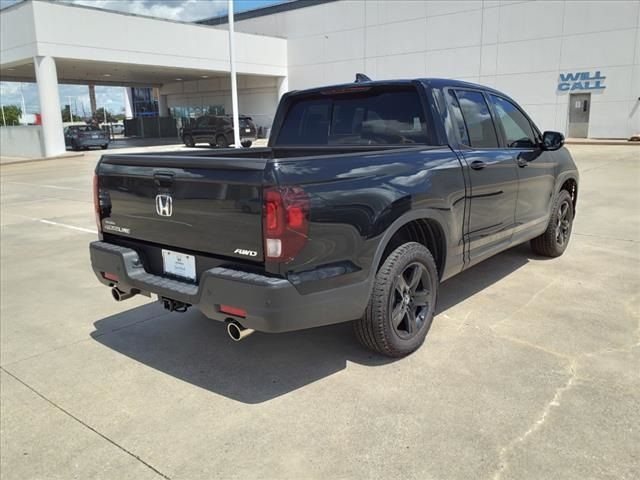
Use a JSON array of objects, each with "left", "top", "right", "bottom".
[
  {"left": 561, "top": 178, "right": 578, "bottom": 210},
  {"left": 379, "top": 219, "right": 446, "bottom": 279}
]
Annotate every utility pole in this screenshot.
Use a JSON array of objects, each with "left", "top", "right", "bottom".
[
  {"left": 1, "top": 104, "right": 6, "bottom": 126},
  {"left": 228, "top": 0, "right": 241, "bottom": 148},
  {"left": 20, "top": 83, "right": 27, "bottom": 124},
  {"left": 67, "top": 96, "right": 73, "bottom": 122},
  {"left": 89, "top": 84, "right": 97, "bottom": 114}
]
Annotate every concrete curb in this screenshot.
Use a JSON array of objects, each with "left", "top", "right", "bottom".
[
  {"left": 565, "top": 139, "right": 640, "bottom": 146},
  {"left": 0, "top": 152, "right": 85, "bottom": 166}
]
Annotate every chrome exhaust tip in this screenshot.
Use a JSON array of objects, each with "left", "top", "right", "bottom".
[
  {"left": 111, "top": 287, "right": 136, "bottom": 302},
  {"left": 227, "top": 320, "right": 255, "bottom": 342}
]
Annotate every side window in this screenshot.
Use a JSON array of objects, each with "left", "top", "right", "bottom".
[
  {"left": 453, "top": 90, "right": 499, "bottom": 148},
  {"left": 448, "top": 91, "right": 470, "bottom": 146},
  {"left": 489, "top": 95, "right": 536, "bottom": 148}
]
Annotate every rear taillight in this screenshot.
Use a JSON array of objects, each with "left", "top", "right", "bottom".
[
  {"left": 93, "top": 174, "right": 102, "bottom": 234},
  {"left": 263, "top": 186, "right": 309, "bottom": 262}
]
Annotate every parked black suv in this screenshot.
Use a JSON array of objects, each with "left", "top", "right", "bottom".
[{"left": 181, "top": 115, "right": 257, "bottom": 148}]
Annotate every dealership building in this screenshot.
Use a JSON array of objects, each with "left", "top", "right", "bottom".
[{"left": 1, "top": 0, "right": 639, "bottom": 157}]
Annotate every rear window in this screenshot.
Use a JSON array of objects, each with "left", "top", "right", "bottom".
[
  {"left": 276, "top": 88, "right": 429, "bottom": 145},
  {"left": 73, "top": 125, "right": 101, "bottom": 132}
]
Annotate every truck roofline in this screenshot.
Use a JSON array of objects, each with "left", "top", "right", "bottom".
[{"left": 284, "top": 77, "right": 507, "bottom": 99}]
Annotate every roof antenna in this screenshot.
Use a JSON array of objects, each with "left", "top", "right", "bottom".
[{"left": 354, "top": 73, "right": 372, "bottom": 83}]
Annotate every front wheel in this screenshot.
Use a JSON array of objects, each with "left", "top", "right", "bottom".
[
  {"left": 216, "top": 135, "right": 229, "bottom": 148},
  {"left": 530, "top": 190, "right": 574, "bottom": 257},
  {"left": 101, "top": 144, "right": 108, "bottom": 150},
  {"left": 183, "top": 134, "right": 195, "bottom": 147},
  {"left": 241, "top": 140, "right": 252, "bottom": 148},
  {"left": 354, "top": 242, "right": 438, "bottom": 358}
]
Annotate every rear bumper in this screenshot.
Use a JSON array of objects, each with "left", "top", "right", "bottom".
[
  {"left": 79, "top": 138, "right": 108, "bottom": 146},
  {"left": 90, "top": 241, "right": 369, "bottom": 332}
]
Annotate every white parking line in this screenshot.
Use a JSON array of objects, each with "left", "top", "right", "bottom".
[
  {"left": 4, "top": 181, "right": 89, "bottom": 192},
  {"left": 6, "top": 214, "right": 96, "bottom": 234}
]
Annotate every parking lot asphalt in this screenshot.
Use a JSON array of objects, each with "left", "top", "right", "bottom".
[{"left": 1, "top": 145, "right": 638, "bottom": 480}]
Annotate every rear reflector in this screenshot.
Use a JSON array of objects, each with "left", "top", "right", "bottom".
[
  {"left": 102, "top": 272, "right": 119, "bottom": 282},
  {"left": 219, "top": 305, "right": 247, "bottom": 318}
]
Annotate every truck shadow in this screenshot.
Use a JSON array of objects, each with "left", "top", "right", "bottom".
[{"left": 91, "top": 243, "right": 535, "bottom": 404}]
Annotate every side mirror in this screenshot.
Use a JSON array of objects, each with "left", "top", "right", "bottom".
[{"left": 542, "top": 131, "right": 564, "bottom": 151}]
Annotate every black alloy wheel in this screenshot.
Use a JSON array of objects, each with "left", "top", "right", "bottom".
[
  {"left": 531, "top": 189, "right": 574, "bottom": 257},
  {"left": 355, "top": 242, "right": 439, "bottom": 357},
  {"left": 555, "top": 199, "right": 571, "bottom": 247},
  {"left": 389, "top": 262, "right": 432, "bottom": 339}
]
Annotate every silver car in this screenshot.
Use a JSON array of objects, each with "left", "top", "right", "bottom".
[{"left": 64, "top": 125, "right": 109, "bottom": 151}]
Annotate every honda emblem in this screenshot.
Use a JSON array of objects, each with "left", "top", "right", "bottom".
[{"left": 155, "top": 194, "right": 173, "bottom": 217}]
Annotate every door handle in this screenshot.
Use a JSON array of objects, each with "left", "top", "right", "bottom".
[{"left": 470, "top": 160, "right": 486, "bottom": 170}]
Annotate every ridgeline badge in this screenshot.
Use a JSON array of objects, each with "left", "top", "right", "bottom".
[{"left": 558, "top": 71, "right": 606, "bottom": 91}]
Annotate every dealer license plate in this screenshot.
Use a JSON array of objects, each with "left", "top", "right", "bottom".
[{"left": 162, "top": 249, "right": 196, "bottom": 281}]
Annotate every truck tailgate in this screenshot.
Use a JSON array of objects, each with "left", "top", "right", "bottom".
[{"left": 97, "top": 155, "right": 267, "bottom": 262}]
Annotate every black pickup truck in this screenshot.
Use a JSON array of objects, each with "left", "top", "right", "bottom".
[{"left": 90, "top": 78, "right": 578, "bottom": 357}]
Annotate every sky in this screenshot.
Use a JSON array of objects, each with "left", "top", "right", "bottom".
[{"left": 0, "top": 0, "right": 287, "bottom": 114}]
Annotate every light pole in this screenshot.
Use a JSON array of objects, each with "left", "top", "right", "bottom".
[
  {"left": 67, "top": 96, "right": 74, "bottom": 122},
  {"left": 228, "top": 0, "right": 241, "bottom": 148},
  {"left": 19, "top": 83, "right": 27, "bottom": 124}
]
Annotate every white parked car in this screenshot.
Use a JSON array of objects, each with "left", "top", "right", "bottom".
[{"left": 100, "top": 123, "right": 124, "bottom": 135}]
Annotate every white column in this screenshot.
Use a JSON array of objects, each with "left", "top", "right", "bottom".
[
  {"left": 228, "top": 0, "right": 241, "bottom": 148},
  {"left": 158, "top": 94, "right": 168, "bottom": 117},
  {"left": 277, "top": 76, "right": 289, "bottom": 100},
  {"left": 34, "top": 56, "right": 65, "bottom": 157},
  {"left": 123, "top": 87, "right": 134, "bottom": 119}
]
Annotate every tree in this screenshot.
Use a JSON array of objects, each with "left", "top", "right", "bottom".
[
  {"left": 92, "top": 107, "right": 117, "bottom": 124},
  {"left": 1, "top": 105, "right": 22, "bottom": 126},
  {"left": 61, "top": 105, "right": 75, "bottom": 122}
]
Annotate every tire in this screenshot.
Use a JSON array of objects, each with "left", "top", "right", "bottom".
[
  {"left": 241, "top": 140, "right": 252, "bottom": 148},
  {"left": 183, "top": 134, "right": 195, "bottom": 147},
  {"left": 101, "top": 144, "right": 108, "bottom": 150},
  {"left": 530, "top": 189, "right": 574, "bottom": 257},
  {"left": 71, "top": 140, "right": 79, "bottom": 151},
  {"left": 354, "top": 242, "right": 439, "bottom": 358},
  {"left": 216, "top": 135, "right": 229, "bottom": 148}
]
